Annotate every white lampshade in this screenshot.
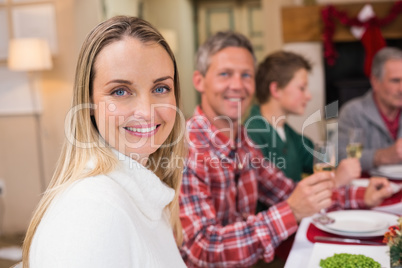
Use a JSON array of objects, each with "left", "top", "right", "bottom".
[{"left": 8, "top": 38, "right": 53, "bottom": 71}]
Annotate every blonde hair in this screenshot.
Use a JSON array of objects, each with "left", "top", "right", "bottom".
[{"left": 22, "top": 16, "right": 186, "bottom": 267}]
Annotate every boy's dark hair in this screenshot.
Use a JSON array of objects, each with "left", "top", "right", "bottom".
[{"left": 256, "top": 51, "right": 312, "bottom": 104}]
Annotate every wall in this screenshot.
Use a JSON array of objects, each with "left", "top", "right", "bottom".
[
  {"left": 102, "top": 0, "right": 138, "bottom": 18},
  {"left": 0, "top": 115, "right": 43, "bottom": 234}
]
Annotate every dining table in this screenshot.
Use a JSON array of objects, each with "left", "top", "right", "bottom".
[{"left": 284, "top": 178, "right": 402, "bottom": 268}]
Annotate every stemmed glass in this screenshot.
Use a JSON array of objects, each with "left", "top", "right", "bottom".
[
  {"left": 312, "top": 141, "right": 336, "bottom": 225},
  {"left": 346, "top": 128, "right": 363, "bottom": 159}
]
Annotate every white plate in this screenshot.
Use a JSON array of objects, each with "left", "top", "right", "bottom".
[
  {"left": 313, "top": 210, "right": 399, "bottom": 237},
  {"left": 378, "top": 164, "right": 402, "bottom": 173},
  {"left": 325, "top": 212, "right": 388, "bottom": 233},
  {"left": 351, "top": 179, "right": 401, "bottom": 194},
  {"left": 307, "top": 243, "right": 389, "bottom": 268},
  {"left": 371, "top": 165, "right": 402, "bottom": 180}
]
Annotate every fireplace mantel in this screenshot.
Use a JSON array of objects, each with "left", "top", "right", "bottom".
[{"left": 281, "top": 1, "right": 402, "bottom": 43}]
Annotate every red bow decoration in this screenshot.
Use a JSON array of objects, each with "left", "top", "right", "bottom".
[{"left": 322, "top": 1, "right": 402, "bottom": 77}]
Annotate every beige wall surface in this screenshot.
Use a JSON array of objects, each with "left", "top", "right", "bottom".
[{"left": 0, "top": 116, "right": 43, "bottom": 233}]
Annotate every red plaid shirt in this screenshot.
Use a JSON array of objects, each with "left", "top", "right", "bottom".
[{"left": 179, "top": 106, "right": 366, "bottom": 267}]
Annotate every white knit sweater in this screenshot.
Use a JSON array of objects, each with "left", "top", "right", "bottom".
[{"left": 29, "top": 151, "right": 186, "bottom": 267}]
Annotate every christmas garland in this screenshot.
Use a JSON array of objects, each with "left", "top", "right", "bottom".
[{"left": 322, "top": 1, "right": 402, "bottom": 66}]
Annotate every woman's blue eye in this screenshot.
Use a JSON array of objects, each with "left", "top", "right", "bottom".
[
  {"left": 155, "top": 87, "right": 168, "bottom": 93},
  {"left": 220, "top": 72, "right": 229, "bottom": 77},
  {"left": 242, "top": 73, "right": 251, "bottom": 78},
  {"left": 115, "top": 89, "right": 126, "bottom": 96}
]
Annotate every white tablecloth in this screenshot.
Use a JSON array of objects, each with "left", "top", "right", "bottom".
[{"left": 284, "top": 217, "right": 314, "bottom": 268}]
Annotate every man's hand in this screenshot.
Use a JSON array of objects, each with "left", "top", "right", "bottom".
[
  {"left": 334, "top": 158, "right": 361, "bottom": 187},
  {"left": 287, "top": 172, "right": 335, "bottom": 222},
  {"left": 364, "top": 177, "right": 393, "bottom": 208},
  {"left": 374, "top": 138, "right": 402, "bottom": 166}
]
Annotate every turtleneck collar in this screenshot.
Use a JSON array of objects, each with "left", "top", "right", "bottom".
[{"left": 87, "top": 149, "right": 175, "bottom": 221}]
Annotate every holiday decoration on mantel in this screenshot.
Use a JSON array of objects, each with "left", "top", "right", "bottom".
[
  {"left": 350, "top": 4, "right": 386, "bottom": 77},
  {"left": 322, "top": 1, "right": 402, "bottom": 77}
]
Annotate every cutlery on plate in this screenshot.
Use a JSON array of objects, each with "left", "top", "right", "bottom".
[
  {"left": 314, "top": 236, "right": 386, "bottom": 245},
  {"left": 312, "top": 210, "right": 335, "bottom": 225}
]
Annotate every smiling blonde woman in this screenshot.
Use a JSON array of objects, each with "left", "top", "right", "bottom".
[{"left": 21, "top": 16, "right": 186, "bottom": 268}]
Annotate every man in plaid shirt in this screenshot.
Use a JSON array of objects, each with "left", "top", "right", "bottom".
[{"left": 179, "top": 31, "right": 393, "bottom": 267}]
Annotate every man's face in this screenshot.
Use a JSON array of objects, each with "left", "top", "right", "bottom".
[
  {"left": 372, "top": 59, "right": 402, "bottom": 111},
  {"left": 193, "top": 47, "right": 255, "bottom": 125}
]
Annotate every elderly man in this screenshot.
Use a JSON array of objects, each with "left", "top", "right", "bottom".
[
  {"left": 179, "top": 31, "right": 392, "bottom": 267},
  {"left": 338, "top": 47, "right": 402, "bottom": 172}
]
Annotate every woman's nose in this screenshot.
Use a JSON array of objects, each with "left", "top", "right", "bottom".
[{"left": 132, "top": 94, "right": 152, "bottom": 121}]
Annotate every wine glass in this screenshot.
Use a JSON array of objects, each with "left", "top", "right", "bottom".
[
  {"left": 346, "top": 128, "right": 364, "bottom": 159},
  {"left": 313, "top": 141, "right": 336, "bottom": 173},
  {"left": 312, "top": 141, "right": 336, "bottom": 225}
]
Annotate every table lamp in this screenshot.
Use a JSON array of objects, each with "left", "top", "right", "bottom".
[{"left": 7, "top": 38, "right": 53, "bottom": 191}]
